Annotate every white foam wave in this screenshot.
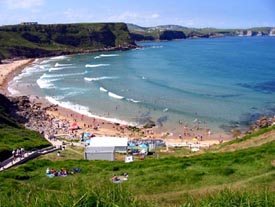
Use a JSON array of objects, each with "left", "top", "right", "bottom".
[
  {"left": 100, "top": 54, "right": 119, "bottom": 57},
  {"left": 151, "top": 45, "right": 163, "bottom": 49},
  {"left": 50, "top": 55, "right": 68, "bottom": 60},
  {"left": 85, "top": 64, "right": 110, "bottom": 68},
  {"left": 94, "top": 54, "right": 119, "bottom": 59},
  {"left": 7, "top": 87, "right": 20, "bottom": 95},
  {"left": 41, "top": 71, "right": 86, "bottom": 79},
  {"left": 84, "top": 76, "right": 116, "bottom": 81},
  {"left": 163, "top": 108, "right": 169, "bottom": 112},
  {"left": 40, "top": 60, "right": 52, "bottom": 64},
  {"left": 45, "top": 96, "right": 136, "bottom": 126},
  {"left": 55, "top": 63, "right": 73, "bottom": 67},
  {"left": 99, "top": 87, "right": 108, "bottom": 92},
  {"left": 108, "top": 91, "right": 124, "bottom": 99},
  {"left": 49, "top": 66, "right": 73, "bottom": 72},
  {"left": 127, "top": 98, "right": 140, "bottom": 103},
  {"left": 36, "top": 78, "right": 57, "bottom": 89}
]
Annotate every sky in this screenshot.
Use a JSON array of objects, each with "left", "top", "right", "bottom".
[{"left": 0, "top": 0, "right": 274, "bottom": 28}]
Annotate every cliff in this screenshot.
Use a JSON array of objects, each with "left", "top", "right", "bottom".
[
  {"left": 0, "top": 23, "right": 136, "bottom": 62},
  {"left": 128, "top": 24, "right": 274, "bottom": 42}
]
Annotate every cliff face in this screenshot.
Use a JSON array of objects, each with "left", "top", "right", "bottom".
[
  {"left": 159, "top": 30, "right": 186, "bottom": 40},
  {"left": 0, "top": 23, "right": 136, "bottom": 61}
]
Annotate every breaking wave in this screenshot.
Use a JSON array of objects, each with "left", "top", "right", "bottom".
[
  {"left": 94, "top": 54, "right": 119, "bottom": 59},
  {"left": 45, "top": 96, "right": 136, "bottom": 126},
  {"left": 84, "top": 76, "right": 117, "bottom": 81},
  {"left": 108, "top": 91, "right": 124, "bottom": 99},
  {"left": 85, "top": 64, "right": 110, "bottom": 68}
]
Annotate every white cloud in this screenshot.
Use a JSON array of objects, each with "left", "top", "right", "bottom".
[
  {"left": 151, "top": 13, "right": 159, "bottom": 19},
  {"left": 106, "top": 11, "right": 160, "bottom": 25},
  {"left": 3, "top": 0, "right": 44, "bottom": 9}
]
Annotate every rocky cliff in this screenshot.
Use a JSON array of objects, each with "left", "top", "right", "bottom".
[{"left": 0, "top": 23, "right": 137, "bottom": 62}]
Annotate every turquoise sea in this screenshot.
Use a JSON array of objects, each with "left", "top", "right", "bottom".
[{"left": 9, "top": 37, "right": 275, "bottom": 137}]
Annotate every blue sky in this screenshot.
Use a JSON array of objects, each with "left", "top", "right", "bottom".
[{"left": 0, "top": 0, "right": 274, "bottom": 28}]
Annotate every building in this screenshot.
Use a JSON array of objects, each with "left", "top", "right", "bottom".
[
  {"left": 84, "top": 137, "right": 128, "bottom": 161},
  {"left": 20, "top": 22, "right": 38, "bottom": 25}
]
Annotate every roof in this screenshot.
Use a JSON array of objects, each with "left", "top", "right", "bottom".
[{"left": 87, "top": 137, "right": 128, "bottom": 147}]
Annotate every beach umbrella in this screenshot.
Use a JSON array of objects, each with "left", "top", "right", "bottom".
[{"left": 72, "top": 122, "right": 78, "bottom": 127}]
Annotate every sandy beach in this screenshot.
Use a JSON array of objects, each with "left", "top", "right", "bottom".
[
  {"left": 0, "top": 59, "right": 34, "bottom": 93},
  {"left": 0, "top": 59, "right": 227, "bottom": 146}
]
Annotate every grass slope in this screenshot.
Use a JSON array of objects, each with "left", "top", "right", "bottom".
[
  {"left": 0, "top": 23, "right": 135, "bottom": 61},
  {"left": 0, "top": 126, "right": 275, "bottom": 206},
  {"left": 0, "top": 94, "right": 50, "bottom": 161}
]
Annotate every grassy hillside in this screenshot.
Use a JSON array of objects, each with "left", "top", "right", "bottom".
[
  {"left": 0, "top": 94, "right": 50, "bottom": 161},
  {"left": 1, "top": 92, "right": 275, "bottom": 206},
  {"left": 127, "top": 23, "right": 273, "bottom": 41},
  {"left": 0, "top": 23, "right": 136, "bottom": 61}
]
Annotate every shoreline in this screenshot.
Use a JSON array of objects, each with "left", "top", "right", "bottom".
[{"left": 0, "top": 57, "right": 231, "bottom": 146}]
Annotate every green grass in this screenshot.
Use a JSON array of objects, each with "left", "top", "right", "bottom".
[
  {"left": 1, "top": 134, "right": 275, "bottom": 206},
  {"left": 1, "top": 92, "right": 275, "bottom": 206},
  {"left": 0, "top": 23, "right": 135, "bottom": 61},
  {"left": 0, "top": 94, "right": 50, "bottom": 161}
]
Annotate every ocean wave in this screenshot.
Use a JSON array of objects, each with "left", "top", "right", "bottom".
[
  {"left": 45, "top": 96, "right": 136, "bottom": 126},
  {"left": 94, "top": 54, "right": 119, "bottom": 59},
  {"left": 151, "top": 45, "right": 163, "bottom": 49},
  {"left": 99, "top": 87, "right": 108, "bottom": 92},
  {"left": 108, "top": 91, "right": 124, "bottom": 99},
  {"left": 49, "top": 66, "right": 73, "bottom": 72},
  {"left": 40, "top": 71, "right": 87, "bottom": 79},
  {"left": 36, "top": 78, "right": 59, "bottom": 89},
  {"left": 126, "top": 98, "right": 140, "bottom": 103},
  {"left": 84, "top": 76, "right": 116, "bottom": 81},
  {"left": 85, "top": 64, "right": 110, "bottom": 68},
  {"left": 7, "top": 87, "right": 20, "bottom": 95},
  {"left": 55, "top": 63, "right": 73, "bottom": 67},
  {"left": 50, "top": 55, "right": 68, "bottom": 60},
  {"left": 163, "top": 108, "right": 169, "bottom": 112}
]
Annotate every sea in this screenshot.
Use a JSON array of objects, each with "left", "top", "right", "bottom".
[{"left": 8, "top": 36, "right": 275, "bottom": 137}]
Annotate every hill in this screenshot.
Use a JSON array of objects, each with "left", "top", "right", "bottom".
[
  {"left": 0, "top": 94, "right": 50, "bottom": 161},
  {"left": 1, "top": 93, "right": 275, "bottom": 206},
  {"left": 127, "top": 23, "right": 274, "bottom": 41},
  {"left": 0, "top": 23, "right": 136, "bottom": 62}
]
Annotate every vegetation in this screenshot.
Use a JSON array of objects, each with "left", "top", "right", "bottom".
[
  {"left": 1, "top": 93, "right": 275, "bottom": 206},
  {"left": 127, "top": 23, "right": 274, "bottom": 41},
  {"left": 0, "top": 23, "right": 136, "bottom": 61},
  {"left": 0, "top": 94, "right": 50, "bottom": 161}
]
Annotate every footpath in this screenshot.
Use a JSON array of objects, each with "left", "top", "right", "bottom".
[{"left": 0, "top": 137, "right": 64, "bottom": 172}]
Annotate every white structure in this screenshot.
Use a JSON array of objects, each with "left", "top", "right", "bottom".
[{"left": 85, "top": 137, "right": 128, "bottom": 161}]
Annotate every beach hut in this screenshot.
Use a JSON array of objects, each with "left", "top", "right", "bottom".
[{"left": 84, "top": 137, "right": 128, "bottom": 161}]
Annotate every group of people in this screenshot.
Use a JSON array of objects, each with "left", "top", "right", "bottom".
[
  {"left": 12, "top": 148, "right": 25, "bottom": 160},
  {"left": 112, "top": 172, "right": 129, "bottom": 183},
  {"left": 46, "top": 167, "right": 81, "bottom": 177}
]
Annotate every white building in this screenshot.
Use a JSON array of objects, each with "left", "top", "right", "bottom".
[{"left": 84, "top": 137, "right": 128, "bottom": 161}]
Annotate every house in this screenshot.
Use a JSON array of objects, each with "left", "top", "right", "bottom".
[{"left": 20, "top": 22, "right": 38, "bottom": 25}]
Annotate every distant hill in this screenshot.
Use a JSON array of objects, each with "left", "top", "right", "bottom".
[
  {"left": 0, "top": 23, "right": 136, "bottom": 62},
  {"left": 127, "top": 23, "right": 274, "bottom": 41}
]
